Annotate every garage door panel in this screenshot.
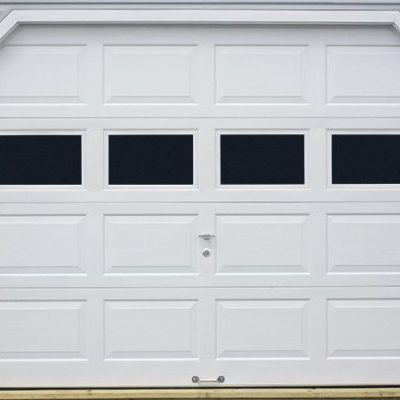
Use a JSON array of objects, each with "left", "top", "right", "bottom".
[
  {"left": 215, "top": 214, "right": 310, "bottom": 275},
  {"left": 322, "top": 203, "right": 400, "bottom": 286},
  {"left": 104, "top": 45, "right": 200, "bottom": 105},
  {"left": 0, "top": 288, "right": 204, "bottom": 388},
  {"left": 104, "top": 299, "right": 198, "bottom": 360},
  {"left": 0, "top": 44, "right": 88, "bottom": 105},
  {"left": 327, "top": 214, "right": 400, "bottom": 275},
  {"left": 215, "top": 45, "right": 309, "bottom": 105},
  {"left": 3, "top": 204, "right": 400, "bottom": 287},
  {"left": 210, "top": 203, "right": 320, "bottom": 287},
  {"left": 1, "top": 25, "right": 400, "bottom": 118},
  {"left": 1, "top": 288, "right": 400, "bottom": 386},
  {"left": 211, "top": 203, "right": 400, "bottom": 287},
  {"left": 0, "top": 204, "right": 208, "bottom": 287},
  {"left": 212, "top": 287, "right": 400, "bottom": 386},
  {"left": 327, "top": 298, "right": 400, "bottom": 359},
  {"left": 0, "top": 299, "right": 87, "bottom": 360},
  {"left": 104, "top": 214, "right": 199, "bottom": 276},
  {"left": 216, "top": 299, "right": 309, "bottom": 359},
  {"left": 0, "top": 214, "right": 87, "bottom": 275},
  {"left": 327, "top": 45, "right": 400, "bottom": 104},
  {"left": 0, "top": 205, "right": 101, "bottom": 288}
]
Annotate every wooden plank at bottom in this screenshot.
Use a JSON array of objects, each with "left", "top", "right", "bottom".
[{"left": 0, "top": 388, "right": 400, "bottom": 400}]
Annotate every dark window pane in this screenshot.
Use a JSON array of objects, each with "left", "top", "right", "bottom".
[
  {"left": 109, "top": 135, "right": 193, "bottom": 185},
  {"left": 221, "top": 134, "right": 304, "bottom": 185},
  {"left": 0, "top": 135, "right": 81, "bottom": 185},
  {"left": 332, "top": 134, "right": 400, "bottom": 184}
]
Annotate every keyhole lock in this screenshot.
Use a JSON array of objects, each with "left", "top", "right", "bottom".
[{"left": 202, "top": 248, "right": 211, "bottom": 258}]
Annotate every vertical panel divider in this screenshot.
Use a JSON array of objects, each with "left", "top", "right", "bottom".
[
  {"left": 197, "top": 119, "right": 217, "bottom": 196},
  {"left": 85, "top": 126, "right": 105, "bottom": 192},
  {"left": 308, "top": 127, "right": 329, "bottom": 200}
]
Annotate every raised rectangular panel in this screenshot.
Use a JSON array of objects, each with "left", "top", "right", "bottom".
[
  {"left": 0, "top": 300, "right": 86, "bottom": 359},
  {"left": 0, "top": 45, "right": 86, "bottom": 104},
  {"left": 215, "top": 45, "right": 308, "bottom": 104},
  {"left": 216, "top": 215, "right": 309, "bottom": 274},
  {"left": 104, "top": 215, "right": 198, "bottom": 274},
  {"left": 104, "top": 300, "right": 198, "bottom": 359},
  {"left": 216, "top": 299, "right": 309, "bottom": 359},
  {"left": 104, "top": 45, "right": 198, "bottom": 104},
  {"left": 327, "top": 299, "right": 400, "bottom": 358},
  {"left": 0, "top": 215, "right": 86, "bottom": 275},
  {"left": 328, "top": 215, "right": 400, "bottom": 274},
  {"left": 327, "top": 46, "right": 400, "bottom": 104}
]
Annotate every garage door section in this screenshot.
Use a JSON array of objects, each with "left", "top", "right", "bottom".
[{"left": 1, "top": 22, "right": 400, "bottom": 387}]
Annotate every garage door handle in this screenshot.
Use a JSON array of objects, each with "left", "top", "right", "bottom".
[
  {"left": 192, "top": 376, "right": 225, "bottom": 384},
  {"left": 198, "top": 233, "right": 216, "bottom": 240}
]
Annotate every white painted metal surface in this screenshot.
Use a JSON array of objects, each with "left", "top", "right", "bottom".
[{"left": 1, "top": 21, "right": 400, "bottom": 387}]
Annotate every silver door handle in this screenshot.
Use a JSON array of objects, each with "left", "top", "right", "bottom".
[
  {"left": 192, "top": 376, "right": 225, "bottom": 384},
  {"left": 198, "top": 233, "right": 216, "bottom": 241}
]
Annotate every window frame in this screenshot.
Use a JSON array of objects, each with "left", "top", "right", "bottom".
[
  {"left": 0, "top": 130, "right": 85, "bottom": 190},
  {"left": 216, "top": 129, "right": 308, "bottom": 190},
  {"left": 328, "top": 130, "right": 400, "bottom": 190},
  {"left": 104, "top": 130, "right": 198, "bottom": 190}
]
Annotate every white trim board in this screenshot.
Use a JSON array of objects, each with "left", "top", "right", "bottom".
[
  {"left": 4, "top": 0, "right": 400, "bottom": 4},
  {"left": 0, "top": 10, "right": 400, "bottom": 45}
]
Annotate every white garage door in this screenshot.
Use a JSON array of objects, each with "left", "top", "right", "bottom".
[{"left": 1, "top": 21, "right": 400, "bottom": 387}]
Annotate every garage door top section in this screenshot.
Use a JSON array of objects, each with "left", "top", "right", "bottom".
[{"left": 0, "top": 24, "right": 399, "bottom": 119}]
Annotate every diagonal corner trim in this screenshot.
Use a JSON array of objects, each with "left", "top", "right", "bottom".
[{"left": 0, "top": 9, "right": 400, "bottom": 45}]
